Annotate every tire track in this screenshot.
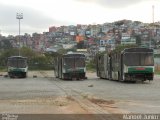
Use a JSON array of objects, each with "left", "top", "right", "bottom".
[{"left": 39, "top": 71, "right": 109, "bottom": 116}]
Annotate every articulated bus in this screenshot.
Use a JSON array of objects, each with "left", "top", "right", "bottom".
[{"left": 96, "top": 47, "right": 154, "bottom": 82}]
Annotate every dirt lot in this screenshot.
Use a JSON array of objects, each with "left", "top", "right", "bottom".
[
  {"left": 0, "top": 71, "right": 160, "bottom": 120},
  {"left": 0, "top": 71, "right": 123, "bottom": 114}
]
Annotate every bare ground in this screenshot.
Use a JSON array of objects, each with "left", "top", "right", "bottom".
[
  {"left": 1, "top": 70, "right": 159, "bottom": 116},
  {"left": 0, "top": 71, "right": 127, "bottom": 115}
]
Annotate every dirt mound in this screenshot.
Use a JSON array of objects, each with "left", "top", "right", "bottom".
[{"left": 89, "top": 98, "right": 115, "bottom": 105}]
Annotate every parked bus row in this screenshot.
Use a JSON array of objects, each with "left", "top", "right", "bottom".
[{"left": 6, "top": 47, "right": 154, "bottom": 83}]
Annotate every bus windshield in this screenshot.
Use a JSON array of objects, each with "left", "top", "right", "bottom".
[
  {"left": 64, "top": 57, "right": 85, "bottom": 68},
  {"left": 123, "top": 52, "right": 154, "bottom": 66},
  {"left": 75, "top": 57, "right": 85, "bottom": 67},
  {"left": 8, "top": 58, "right": 27, "bottom": 68},
  {"left": 64, "top": 57, "right": 74, "bottom": 68}
]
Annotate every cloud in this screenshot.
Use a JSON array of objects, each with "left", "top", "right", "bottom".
[
  {"left": 0, "top": 0, "right": 155, "bottom": 36},
  {"left": 0, "top": 3, "right": 69, "bottom": 35},
  {"left": 75, "top": 0, "right": 145, "bottom": 8}
]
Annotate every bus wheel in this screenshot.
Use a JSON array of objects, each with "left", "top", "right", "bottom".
[
  {"left": 9, "top": 73, "right": 14, "bottom": 78},
  {"left": 131, "top": 81, "right": 136, "bottom": 83},
  {"left": 9, "top": 76, "right": 13, "bottom": 78},
  {"left": 23, "top": 73, "right": 27, "bottom": 78}
]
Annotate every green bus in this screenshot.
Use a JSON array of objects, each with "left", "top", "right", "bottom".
[
  {"left": 54, "top": 53, "right": 86, "bottom": 80},
  {"left": 97, "top": 47, "right": 154, "bottom": 82},
  {"left": 7, "top": 56, "right": 28, "bottom": 78}
]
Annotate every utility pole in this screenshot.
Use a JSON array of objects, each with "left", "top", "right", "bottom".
[
  {"left": 152, "top": 5, "right": 155, "bottom": 23},
  {"left": 16, "top": 13, "right": 23, "bottom": 56}
]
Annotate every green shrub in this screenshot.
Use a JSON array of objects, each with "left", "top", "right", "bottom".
[{"left": 86, "top": 59, "right": 96, "bottom": 72}]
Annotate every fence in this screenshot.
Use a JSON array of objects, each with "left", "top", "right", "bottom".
[{"left": 28, "top": 63, "right": 54, "bottom": 70}]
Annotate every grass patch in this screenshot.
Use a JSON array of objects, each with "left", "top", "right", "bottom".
[
  {"left": 0, "top": 66, "right": 7, "bottom": 72},
  {"left": 28, "top": 64, "right": 54, "bottom": 70},
  {"left": 86, "top": 60, "right": 96, "bottom": 72},
  {"left": 155, "top": 71, "right": 160, "bottom": 75}
]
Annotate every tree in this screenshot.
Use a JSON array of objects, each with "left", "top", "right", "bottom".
[
  {"left": 0, "top": 39, "right": 13, "bottom": 50},
  {"left": 0, "top": 48, "right": 19, "bottom": 66},
  {"left": 77, "top": 41, "right": 85, "bottom": 49},
  {"left": 20, "top": 47, "right": 36, "bottom": 60},
  {"left": 111, "top": 44, "right": 138, "bottom": 54},
  {"left": 135, "top": 35, "right": 142, "bottom": 46}
]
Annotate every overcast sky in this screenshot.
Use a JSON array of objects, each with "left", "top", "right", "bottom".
[{"left": 0, "top": 0, "right": 159, "bottom": 36}]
